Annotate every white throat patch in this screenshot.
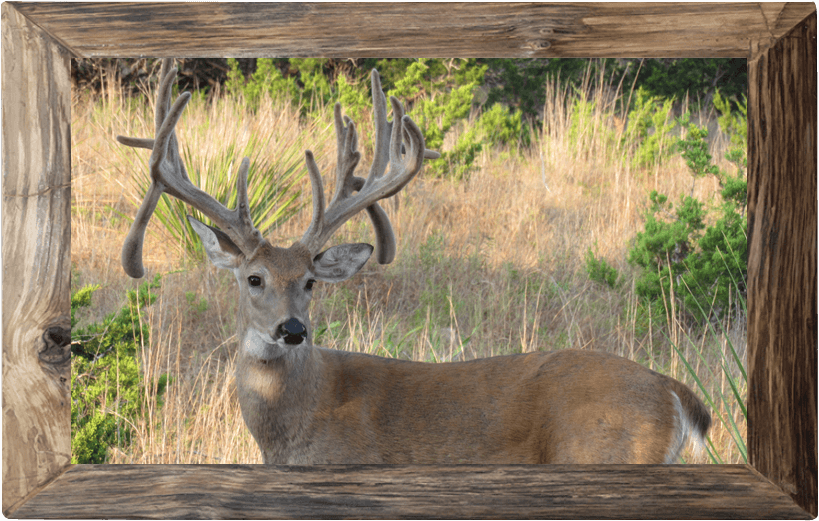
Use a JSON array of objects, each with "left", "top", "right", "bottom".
[{"left": 243, "top": 327, "right": 279, "bottom": 360}]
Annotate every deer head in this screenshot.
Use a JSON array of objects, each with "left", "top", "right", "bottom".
[{"left": 118, "top": 59, "right": 439, "bottom": 355}]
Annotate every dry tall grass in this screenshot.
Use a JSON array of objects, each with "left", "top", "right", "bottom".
[{"left": 71, "top": 67, "right": 746, "bottom": 465}]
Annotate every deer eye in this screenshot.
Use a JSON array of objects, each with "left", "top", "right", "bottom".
[
  {"left": 248, "top": 276, "right": 262, "bottom": 287},
  {"left": 305, "top": 279, "right": 316, "bottom": 291}
]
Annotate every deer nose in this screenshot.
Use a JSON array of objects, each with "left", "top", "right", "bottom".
[{"left": 277, "top": 318, "right": 307, "bottom": 345}]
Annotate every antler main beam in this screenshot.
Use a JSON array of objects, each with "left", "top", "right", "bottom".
[
  {"left": 117, "top": 59, "right": 262, "bottom": 278},
  {"left": 300, "top": 69, "right": 440, "bottom": 264}
]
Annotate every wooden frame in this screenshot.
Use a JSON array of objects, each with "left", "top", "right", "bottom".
[{"left": 2, "top": 2, "right": 815, "bottom": 518}]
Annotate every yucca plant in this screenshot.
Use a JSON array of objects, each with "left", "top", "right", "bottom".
[{"left": 121, "top": 89, "right": 314, "bottom": 262}]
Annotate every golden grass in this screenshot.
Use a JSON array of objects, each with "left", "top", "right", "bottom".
[{"left": 71, "top": 71, "right": 746, "bottom": 465}]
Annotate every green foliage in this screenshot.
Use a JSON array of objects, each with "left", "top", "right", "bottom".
[
  {"left": 676, "top": 114, "right": 720, "bottom": 180},
  {"left": 585, "top": 246, "right": 621, "bottom": 289},
  {"left": 626, "top": 87, "right": 677, "bottom": 169},
  {"left": 219, "top": 58, "right": 745, "bottom": 184},
  {"left": 713, "top": 91, "right": 748, "bottom": 209},
  {"left": 629, "top": 192, "right": 705, "bottom": 303},
  {"left": 71, "top": 276, "right": 169, "bottom": 463},
  {"left": 478, "top": 103, "right": 530, "bottom": 148},
  {"left": 230, "top": 57, "right": 535, "bottom": 178},
  {"left": 224, "top": 58, "right": 245, "bottom": 95},
  {"left": 185, "top": 291, "right": 209, "bottom": 314},
  {"left": 71, "top": 283, "right": 99, "bottom": 328},
  {"left": 220, "top": 58, "right": 545, "bottom": 180},
  {"left": 86, "top": 57, "right": 747, "bottom": 129},
  {"left": 389, "top": 59, "right": 488, "bottom": 179},
  {"left": 225, "top": 58, "right": 297, "bottom": 110},
  {"left": 623, "top": 58, "right": 747, "bottom": 109},
  {"left": 226, "top": 58, "right": 351, "bottom": 116},
  {"left": 334, "top": 73, "right": 369, "bottom": 123},
  {"left": 481, "top": 58, "right": 593, "bottom": 122},
  {"left": 290, "top": 58, "right": 334, "bottom": 110},
  {"left": 386, "top": 59, "right": 428, "bottom": 100},
  {"left": 564, "top": 90, "right": 623, "bottom": 163},
  {"left": 629, "top": 107, "right": 748, "bottom": 326},
  {"left": 713, "top": 90, "right": 748, "bottom": 162},
  {"left": 442, "top": 125, "right": 483, "bottom": 180}
]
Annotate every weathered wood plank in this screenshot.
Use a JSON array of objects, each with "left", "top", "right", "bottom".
[
  {"left": 12, "top": 465, "right": 811, "bottom": 519},
  {"left": 747, "top": 12, "right": 818, "bottom": 519},
  {"left": 9, "top": 2, "right": 817, "bottom": 59},
  {"left": 1, "top": 3, "right": 72, "bottom": 516}
]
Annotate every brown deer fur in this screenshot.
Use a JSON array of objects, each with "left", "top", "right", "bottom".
[{"left": 237, "top": 347, "right": 710, "bottom": 464}]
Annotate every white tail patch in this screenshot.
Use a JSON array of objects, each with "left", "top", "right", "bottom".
[{"left": 665, "top": 390, "right": 707, "bottom": 463}]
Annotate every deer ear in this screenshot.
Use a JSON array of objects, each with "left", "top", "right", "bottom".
[
  {"left": 188, "top": 216, "right": 243, "bottom": 270},
  {"left": 312, "top": 243, "right": 373, "bottom": 283}
]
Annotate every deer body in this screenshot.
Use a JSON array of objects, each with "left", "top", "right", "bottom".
[
  {"left": 237, "top": 345, "right": 708, "bottom": 464},
  {"left": 118, "top": 60, "right": 710, "bottom": 465}
]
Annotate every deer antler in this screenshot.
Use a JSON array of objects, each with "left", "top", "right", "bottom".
[
  {"left": 117, "top": 58, "right": 263, "bottom": 278},
  {"left": 300, "top": 69, "right": 440, "bottom": 264}
]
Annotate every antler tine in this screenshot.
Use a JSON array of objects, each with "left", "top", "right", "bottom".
[
  {"left": 117, "top": 58, "right": 262, "bottom": 278},
  {"left": 117, "top": 59, "right": 179, "bottom": 152},
  {"left": 155, "top": 59, "right": 176, "bottom": 136},
  {"left": 368, "top": 70, "right": 391, "bottom": 182},
  {"left": 301, "top": 150, "right": 326, "bottom": 247},
  {"left": 330, "top": 103, "right": 362, "bottom": 206},
  {"left": 299, "top": 69, "right": 439, "bottom": 263}
]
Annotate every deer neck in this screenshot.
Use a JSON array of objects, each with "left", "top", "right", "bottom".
[{"left": 235, "top": 328, "right": 324, "bottom": 463}]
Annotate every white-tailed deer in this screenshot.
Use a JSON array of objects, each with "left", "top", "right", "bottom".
[{"left": 118, "top": 59, "right": 710, "bottom": 464}]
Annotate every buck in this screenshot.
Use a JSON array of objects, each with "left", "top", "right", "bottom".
[{"left": 118, "top": 59, "right": 711, "bottom": 464}]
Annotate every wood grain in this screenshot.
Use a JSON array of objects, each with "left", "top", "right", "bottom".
[
  {"left": 747, "top": 12, "right": 818, "bottom": 518},
  {"left": 9, "top": 2, "right": 817, "bottom": 58},
  {"left": 1, "top": 1, "right": 816, "bottom": 519},
  {"left": 1, "top": 3, "right": 72, "bottom": 516},
  {"left": 12, "top": 464, "right": 812, "bottom": 519}
]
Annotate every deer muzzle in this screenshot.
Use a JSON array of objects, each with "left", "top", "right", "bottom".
[{"left": 276, "top": 318, "right": 308, "bottom": 345}]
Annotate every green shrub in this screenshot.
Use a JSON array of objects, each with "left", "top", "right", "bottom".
[
  {"left": 713, "top": 90, "right": 747, "bottom": 165},
  {"left": 628, "top": 106, "right": 747, "bottom": 326},
  {"left": 629, "top": 191, "right": 706, "bottom": 303},
  {"left": 713, "top": 91, "right": 748, "bottom": 210},
  {"left": 223, "top": 58, "right": 531, "bottom": 181},
  {"left": 437, "top": 124, "right": 482, "bottom": 181},
  {"left": 71, "top": 275, "right": 169, "bottom": 463},
  {"left": 481, "top": 58, "right": 591, "bottom": 123},
  {"left": 622, "top": 58, "right": 747, "bottom": 111},
  {"left": 477, "top": 103, "right": 529, "bottom": 148},
  {"left": 585, "top": 246, "right": 621, "bottom": 289},
  {"left": 392, "top": 60, "right": 485, "bottom": 179},
  {"left": 334, "top": 73, "right": 370, "bottom": 124},
  {"left": 225, "top": 58, "right": 297, "bottom": 110},
  {"left": 626, "top": 87, "right": 677, "bottom": 169},
  {"left": 676, "top": 113, "right": 720, "bottom": 182},
  {"left": 290, "top": 58, "right": 334, "bottom": 111}
]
